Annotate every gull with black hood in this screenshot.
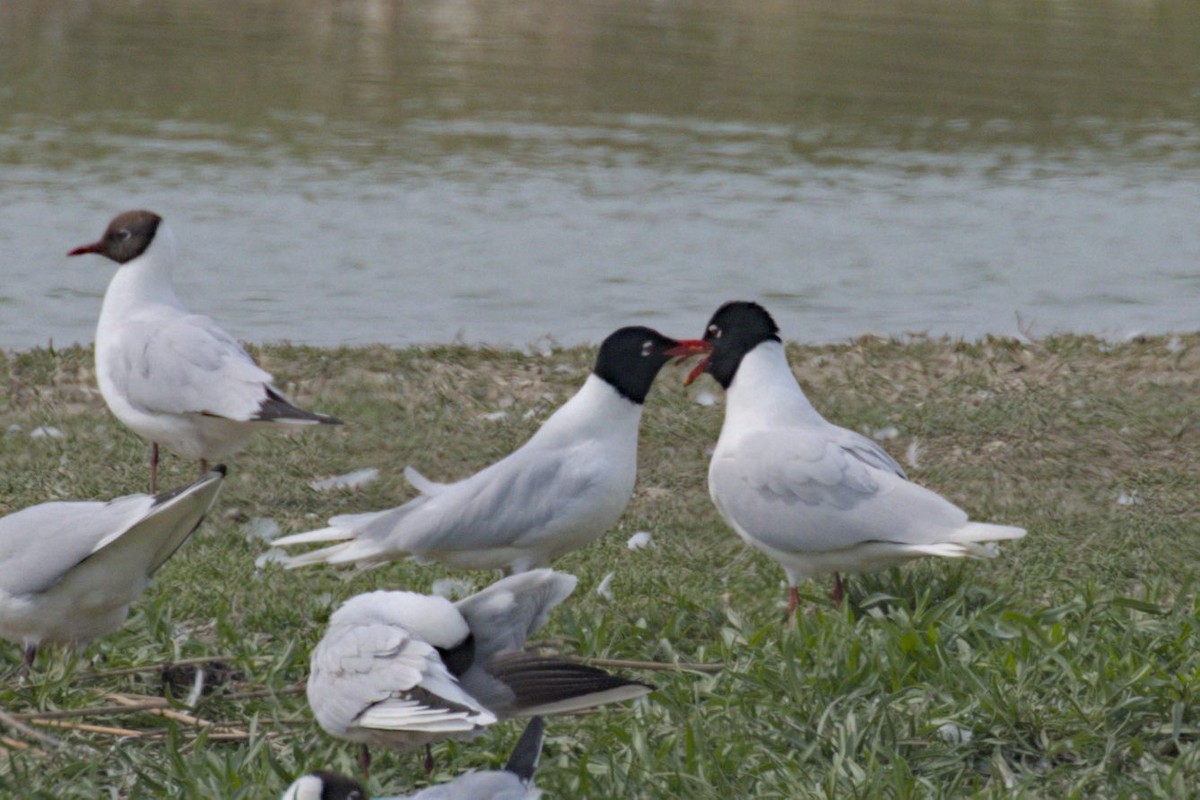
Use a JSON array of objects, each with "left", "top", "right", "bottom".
[
  {"left": 282, "top": 716, "right": 546, "bottom": 799},
  {"left": 686, "top": 301, "right": 1026, "bottom": 618},
  {"left": 274, "top": 327, "right": 710, "bottom": 573},
  {"left": 306, "top": 570, "right": 650, "bottom": 775}
]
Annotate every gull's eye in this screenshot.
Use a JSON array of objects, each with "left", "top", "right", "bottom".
[
  {"left": 641, "top": 340, "right": 653, "bottom": 356},
  {"left": 114, "top": 229, "right": 132, "bottom": 242},
  {"left": 708, "top": 324, "right": 722, "bottom": 338}
]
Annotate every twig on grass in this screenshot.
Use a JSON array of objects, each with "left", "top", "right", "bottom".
[
  {"left": 0, "top": 707, "right": 69, "bottom": 750},
  {"left": 12, "top": 683, "right": 306, "bottom": 722},
  {"left": 108, "top": 692, "right": 213, "bottom": 729},
  {"left": 79, "top": 654, "right": 250, "bottom": 681},
  {"left": 0, "top": 734, "right": 46, "bottom": 756},
  {"left": 32, "top": 719, "right": 144, "bottom": 737}
]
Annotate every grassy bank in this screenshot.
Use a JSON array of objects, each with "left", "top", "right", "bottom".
[{"left": 1, "top": 334, "right": 1198, "bottom": 798}]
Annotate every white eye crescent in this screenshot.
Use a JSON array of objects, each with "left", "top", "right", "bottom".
[
  {"left": 641, "top": 340, "right": 653, "bottom": 356},
  {"left": 708, "top": 324, "right": 722, "bottom": 338},
  {"left": 116, "top": 229, "right": 132, "bottom": 242}
]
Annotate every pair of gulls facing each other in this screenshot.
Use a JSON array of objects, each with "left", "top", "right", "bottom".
[{"left": 273, "top": 301, "right": 1027, "bottom": 614}]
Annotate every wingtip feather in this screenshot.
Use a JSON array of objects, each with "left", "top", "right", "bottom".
[
  {"left": 504, "top": 716, "right": 545, "bottom": 780},
  {"left": 515, "top": 682, "right": 654, "bottom": 716}
]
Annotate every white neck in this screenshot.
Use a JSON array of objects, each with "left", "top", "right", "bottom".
[
  {"left": 721, "top": 341, "right": 825, "bottom": 433},
  {"left": 98, "top": 223, "right": 184, "bottom": 318},
  {"left": 533, "top": 374, "right": 643, "bottom": 444}
]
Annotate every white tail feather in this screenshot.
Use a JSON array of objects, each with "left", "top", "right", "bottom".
[
  {"left": 278, "top": 542, "right": 357, "bottom": 569},
  {"left": 900, "top": 542, "right": 997, "bottom": 560},
  {"left": 949, "top": 522, "right": 1027, "bottom": 544},
  {"left": 358, "top": 699, "right": 495, "bottom": 732},
  {"left": 327, "top": 511, "right": 385, "bottom": 529},
  {"left": 271, "top": 526, "right": 351, "bottom": 547}
]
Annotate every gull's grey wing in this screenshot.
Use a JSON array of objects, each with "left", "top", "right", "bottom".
[
  {"left": 832, "top": 427, "right": 907, "bottom": 479},
  {"left": 382, "top": 448, "right": 608, "bottom": 554},
  {"left": 111, "top": 312, "right": 274, "bottom": 421},
  {"left": 0, "top": 495, "right": 153, "bottom": 597},
  {"left": 454, "top": 570, "right": 577, "bottom": 660},
  {"left": 0, "top": 471, "right": 224, "bottom": 598},
  {"left": 400, "top": 771, "right": 535, "bottom": 800},
  {"left": 308, "top": 622, "right": 494, "bottom": 738},
  {"left": 710, "top": 428, "right": 968, "bottom": 554},
  {"left": 94, "top": 469, "right": 224, "bottom": 577}
]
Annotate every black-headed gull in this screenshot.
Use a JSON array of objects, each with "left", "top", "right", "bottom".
[
  {"left": 281, "top": 771, "right": 367, "bottom": 800},
  {"left": 0, "top": 468, "right": 225, "bottom": 668},
  {"left": 282, "top": 716, "right": 544, "bottom": 800},
  {"left": 685, "top": 301, "right": 1026, "bottom": 617},
  {"left": 273, "top": 328, "right": 710, "bottom": 573},
  {"left": 306, "top": 570, "right": 650, "bottom": 776},
  {"left": 69, "top": 210, "right": 342, "bottom": 493}
]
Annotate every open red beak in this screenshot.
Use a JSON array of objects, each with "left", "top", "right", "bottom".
[
  {"left": 683, "top": 356, "right": 711, "bottom": 386},
  {"left": 68, "top": 241, "right": 104, "bottom": 257},
  {"left": 664, "top": 339, "right": 711, "bottom": 358},
  {"left": 663, "top": 339, "right": 712, "bottom": 386}
]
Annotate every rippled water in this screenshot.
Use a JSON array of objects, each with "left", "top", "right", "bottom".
[{"left": 2, "top": 1, "right": 1198, "bottom": 349}]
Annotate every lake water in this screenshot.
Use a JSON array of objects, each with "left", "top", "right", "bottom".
[{"left": 2, "top": 1, "right": 1199, "bottom": 350}]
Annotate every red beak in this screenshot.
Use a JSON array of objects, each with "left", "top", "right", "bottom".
[
  {"left": 68, "top": 241, "right": 104, "bottom": 257},
  {"left": 663, "top": 339, "right": 712, "bottom": 386},
  {"left": 683, "top": 356, "right": 711, "bottom": 386},
  {"left": 663, "top": 339, "right": 712, "bottom": 358}
]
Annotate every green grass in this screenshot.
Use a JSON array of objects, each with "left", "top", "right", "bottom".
[{"left": 1, "top": 334, "right": 1198, "bottom": 798}]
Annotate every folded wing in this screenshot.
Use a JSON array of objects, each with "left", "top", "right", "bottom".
[
  {"left": 308, "top": 623, "right": 495, "bottom": 740},
  {"left": 712, "top": 428, "right": 1022, "bottom": 555},
  {"left": 114, "top": 313, "right": 275, "bottom": 422}
]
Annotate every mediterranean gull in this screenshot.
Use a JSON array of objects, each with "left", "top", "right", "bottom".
[
  {"left": 306, "top": 570, "right": 651, "bottom": 776},
  {"left": 69, "top": 210, "right": 342, "bottom": 493},
  {"left": 272, "top": 327, "right": 710, "bottom": 573},
  {"left": 685, "top": 301, "right": 1026, "bottom": 618},
  {"left": 0, "top": 468, "right": 225, "bottom": 668}
]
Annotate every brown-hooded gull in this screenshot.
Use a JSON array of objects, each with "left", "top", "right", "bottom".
[{"left": 69, "top": 210, "right": 342, "bottom": 492}]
